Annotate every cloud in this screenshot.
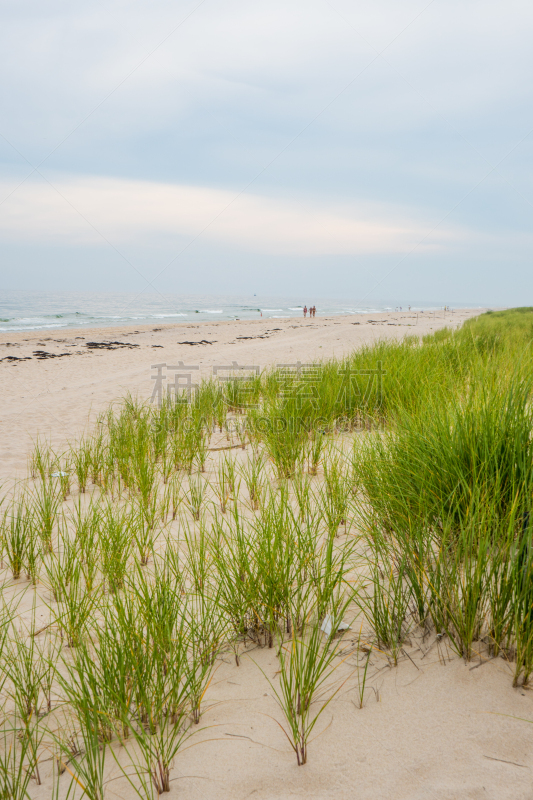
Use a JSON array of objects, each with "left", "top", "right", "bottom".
[{"left": 0, "top": 174, "right": 462, "bottom": 255}]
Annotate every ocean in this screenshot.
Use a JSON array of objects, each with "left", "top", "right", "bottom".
[{"left": 0, "top": 291, "right": 480, "bottom": 334}]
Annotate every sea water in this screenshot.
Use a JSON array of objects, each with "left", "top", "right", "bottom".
[{"left": 0, "top": 290, "right": 478, "bottom": 334}]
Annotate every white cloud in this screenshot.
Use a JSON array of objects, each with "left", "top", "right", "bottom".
[{"left": 0, "top": 174, "right": 462, "bottom": 255}]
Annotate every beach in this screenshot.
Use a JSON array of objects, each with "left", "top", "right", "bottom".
[{"left": 0, "top": 308, "right": 479, "bottom": 482}]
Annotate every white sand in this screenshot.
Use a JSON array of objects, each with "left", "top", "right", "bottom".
[{"left": 3, "top": 306, "right": 533, "bottom": 800}]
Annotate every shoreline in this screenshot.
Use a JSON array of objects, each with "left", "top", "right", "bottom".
[
  {"left": 0, "top": 297, "right": 490, "bottom": 339},
  {"left": 0, "top": 307, "right": 478, "bottom": 345}
]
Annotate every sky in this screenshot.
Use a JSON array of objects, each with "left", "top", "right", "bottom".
[{"left": 0, "top": 0, "right": 532, "bottom": 306}]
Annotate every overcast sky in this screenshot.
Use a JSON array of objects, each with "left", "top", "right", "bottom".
[{"left": 1, "top": 0, "right": 532, "bottom": 305}]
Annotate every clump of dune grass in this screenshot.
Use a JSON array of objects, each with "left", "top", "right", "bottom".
[
  {"left": 356, "top": 372, "right": 533, "bottom": 533},
  {"left": 261, "top": 599, "right": 353, "bottom": 766},
  {"left": 0, "top": 713, "right": 45, "bottom": 798}
]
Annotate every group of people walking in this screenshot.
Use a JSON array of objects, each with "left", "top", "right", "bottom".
[{"left": 303, "top": 305, "right": 316, "bottom": 318}]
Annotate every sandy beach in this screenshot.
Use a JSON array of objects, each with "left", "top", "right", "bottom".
[
  {"left": 3, "top": 305, "right": 533, "bottom": 800},
  {"left": 0, "top": 308, "right": 480, "bottom": 482}
]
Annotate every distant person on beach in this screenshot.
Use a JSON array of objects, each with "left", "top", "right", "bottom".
[
  {"left": 303, "top": 306, "right": 308, "bottom": 318},
  {"left": 312, "top": 306, "right": 316, "bottom": 317}
]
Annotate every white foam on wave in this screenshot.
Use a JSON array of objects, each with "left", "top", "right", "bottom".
[
  {"left": 0, "top": 322, "right": 70, "bottom": 332},
  {"left": 151, "top": 313, "right": 188, "bottom": 318},
  {"left": 14, "top": 317, "right": 51, "bottom": 323}
]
